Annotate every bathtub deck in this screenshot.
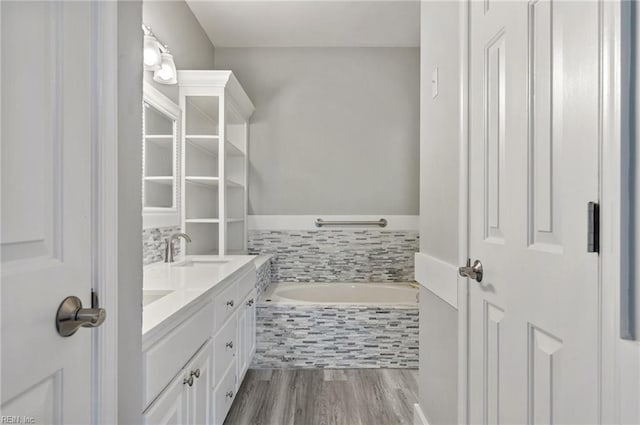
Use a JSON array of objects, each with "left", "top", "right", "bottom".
[{"left": 223, "top": 368, "right": 419, "bottom": 425}]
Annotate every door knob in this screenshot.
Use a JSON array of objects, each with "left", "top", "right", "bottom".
[
  {"left": 56, "top": 295, "right": 106, "bottom": 337},
  {"left": 458, "top": 259, "right": 483, "bottom": 282}
]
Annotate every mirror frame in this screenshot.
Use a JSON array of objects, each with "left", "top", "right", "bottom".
[{"left": 142, "top": 80, "right": 181, "bottom": 228}]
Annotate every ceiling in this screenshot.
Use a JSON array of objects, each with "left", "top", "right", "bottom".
[{"left": 185, "top": 1, "right": 420, "bottom": 48}]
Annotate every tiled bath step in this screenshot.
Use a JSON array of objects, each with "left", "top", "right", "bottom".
[{"left": 252, "top": 304, "right": 419, "bottom": 369}]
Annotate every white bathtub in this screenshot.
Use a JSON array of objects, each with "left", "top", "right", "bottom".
[{"left": 261, "top": 282, "right": 418, "bottom": 306}]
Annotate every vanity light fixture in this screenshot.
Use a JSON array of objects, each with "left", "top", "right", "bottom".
[
  {"left": 143, "top": 34, "right": 162, "bottom": 71},
  {"left": 153, "top": 50, "right": 178, "bottom": 85},
  {"left": 142, "top": 24, "right": 177, "bottom": 85}
]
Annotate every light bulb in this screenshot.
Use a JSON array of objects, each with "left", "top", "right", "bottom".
[
  {"left": 153, "top": 52, "right": 177, "bottom": 85},
  {"left": 143, "top": 35, "right": 161, "bottom": 71}
]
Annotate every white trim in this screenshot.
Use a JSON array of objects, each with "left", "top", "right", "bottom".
[
  {"left": 457, "top": 1, "right": 470, "bottom": 424},
  {"left": 92, "top": 1, "right": 118, "bottom": 424},
  {"left": 601, "top": 1, "right": 636, "bottom": 423},
  {"left": 247, "top": 215, "right": 419, "bottom": 231},
  {"left": 414, "top": 253, "right": 458, "bottom": 309},
  {"left": 177, "top": 71, "right": 255, "bottom": 119},
  {"left": 413, "top": 403, "right": 430, "bottom": 425}
]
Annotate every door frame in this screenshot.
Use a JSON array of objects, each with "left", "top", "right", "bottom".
[
  {"left": 457, "top": 1, "right": 623, "bottom": 423},
  {"left": 91, "top": 1, "right": 119, "bottom": 423}
]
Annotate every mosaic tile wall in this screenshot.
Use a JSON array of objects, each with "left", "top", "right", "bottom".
[
  {"left": 248, "top": 230, "right": 419, "bottom": 282},
  {"left": 252, "top": 304, "right": 419, "bottom": 368},
  {"left": 143, "top": 226, "right": 182, "bottom": 265},
  {"left": 255, "top": 257, "right": 273, "bottom": 294}
]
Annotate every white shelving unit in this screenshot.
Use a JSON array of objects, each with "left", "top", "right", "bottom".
[
  {"left": 142, "top": 81, "right": 181, "bottom": 228},
  {"left": 178, "top": 71, "right": 255, "bottom": 256}
]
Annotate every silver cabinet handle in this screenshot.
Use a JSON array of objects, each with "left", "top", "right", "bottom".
[
  {"left": 226, "top": 300, "right": 234, "bottom": 307},
  {"left": 226, "top": 341, "right": 234, "bottom": 349},
  {"left": 458, "top": 259, "right": 483, "bottom": 282},
  {"left": 183, "top": 376, "right": 194, "bottom": 387},
  {"left": 226, "top": 390, "right": 234, "bottom": 399},
  {"left": 56, "top": 295, "right": 106, "bottom": 337},
  {"left": 190, "top": 369, "right": 200, "bottom": 379},
  {"left": 246, "top": 298, "right": 254, "bottom": 306}
]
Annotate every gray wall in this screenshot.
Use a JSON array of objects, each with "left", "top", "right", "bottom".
[
  {"left": 142, "top": 0, "right": 216, "bottom": 103},
  {"left": 418, "top": 2, "right": 460, "bottom": 424},
  {"left": 215, "top": 47, "right": 420, "bottom": 215},
  {"left": 118, "top": 1, "right": 143, "bottom": 423}
]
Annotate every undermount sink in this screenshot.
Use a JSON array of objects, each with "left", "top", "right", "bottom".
[
  {"left": 143, "top": 289, "right": 174, "bottom": 307},
  {"left": 172, "top": 258, "right": 230, "bottom": 267}
]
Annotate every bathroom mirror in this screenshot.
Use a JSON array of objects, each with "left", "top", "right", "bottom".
[{"left": 142, "top": 81, "right": 181, "bottom": 228}]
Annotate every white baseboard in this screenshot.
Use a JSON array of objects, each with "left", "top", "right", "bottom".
[
  {"left": 414, "top": 252, "right": 459, "bottom": 309},
  {"left": 248, "top": 215, "right": 419, "bottom": 231},
  {"left": 414, "top": 403, "right": 430, "bottom": 425}
]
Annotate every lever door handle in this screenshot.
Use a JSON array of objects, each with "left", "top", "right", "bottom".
[
  {"left": 56, "top": 295, "right": 106, "bottom": 337},
  {"left": 458, "top": 259, "right": 483, "bottom": 282}
]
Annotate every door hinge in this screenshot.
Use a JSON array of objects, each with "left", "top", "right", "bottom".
[{"left": 587, "top": 202, "right": 600, "bottom": 253}]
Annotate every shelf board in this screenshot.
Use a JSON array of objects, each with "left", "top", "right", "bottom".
[
  {"left": 185, "top": 218, "right": 220, "bottom": 224},
  {"left": 185, "top": 176, "right": 220, "bottom": 187},
  {"left": 185, "top": 135, "right": 245, "bottom": 157},
  {"left": 185, "top": 135, "right": 219, "bottom": 156},
  {"left": 145, "top": 134, "right": 173, "bottom": 140},
  {"left": 144, "top": 176, "right": 173, "bottom": 185},
  {"left": 226, "top": 218, "right": 245, "bottom": 223}
]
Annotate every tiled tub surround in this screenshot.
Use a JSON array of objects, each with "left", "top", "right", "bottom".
[
  {"left": 252, "top": 303, "right": 419, "bottom": 369},
  {"left": 248, "top": 230, "right": 419, "bottom": 282},
  {"left": 142, "top": 226, "right": 182, "bottom": 265}
]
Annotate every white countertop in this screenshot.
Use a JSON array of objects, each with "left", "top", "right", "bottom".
[{"left": 142, "top": 255, "right": 257, "bottom": 338}]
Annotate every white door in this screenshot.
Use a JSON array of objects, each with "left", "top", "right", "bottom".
[
  {"left": 1, "top": 1, "right": 103, "bottom": 423},
  {"left": 467, "top": 1, "right": 600, "bottom": 423}
]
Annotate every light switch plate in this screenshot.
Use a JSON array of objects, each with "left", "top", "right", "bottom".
[{"left": 432, "top": 67, "right": 439, "bottom": 99}]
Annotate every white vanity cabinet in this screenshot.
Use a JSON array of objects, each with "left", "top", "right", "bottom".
[
  {"left": 143, "top": 263, "right": 257, "bottom": 425},
  {"left": 143, "top": 340, "right": 212, "bottom": 425}
]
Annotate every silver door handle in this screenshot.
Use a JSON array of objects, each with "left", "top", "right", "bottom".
[
  {"left": 458, "top": 259, "right": 483, "bottom": 282},
  {"left": 56, "top": 295, "right": 106, "bottom": 337}
]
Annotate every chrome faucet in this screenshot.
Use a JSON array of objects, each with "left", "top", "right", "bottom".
[{"left": 164, "top": 232, "right": 192, "bottom": 263}]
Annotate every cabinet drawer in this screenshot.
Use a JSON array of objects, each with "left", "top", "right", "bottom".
[
  {"left": 213, "top": 359, "right": 237, "bottom": 425},
  {"left": 236, "top": 267, "right": 256, "bottom": 300},
  {"left": 214, "top": 314, "right": 237, "bottom": 383},
  {"left": 143, "top": 303, "right": 214, "bottom": 408},
  {"left": 214, "top": 280, "right": 238, "bottom": 327}
]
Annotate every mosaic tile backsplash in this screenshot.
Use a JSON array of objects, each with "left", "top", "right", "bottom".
[
  {"left": 252, "top": 304, "right": 419, "bottom": 369},
  {"left": 143, "top": 226, "right": 182, "bottom": 265},
  {"left": 248, "top": 230, "right": 419, "bottom": 282}
]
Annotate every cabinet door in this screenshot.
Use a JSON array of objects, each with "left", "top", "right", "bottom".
[
  {"left": 143, "top": 372, "right": 188, "bottom": 425},
  {"left": 186, "top": 340, "right": 213, "bottom": 425},
  {"left": 246, "top": 290, "right": 257, "bottom": 362},
  {"left": 237, "top": 307, "right": 247, "bottom": 380}
]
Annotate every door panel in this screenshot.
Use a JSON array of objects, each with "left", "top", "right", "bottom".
[
  {"left": 467, "top": 1, "right": 600, "bottom": 424},
  {"left": 484, "top": 29, "right": 507, "bottom": 244},
  {"left": 1, "top": 1, "right": 95, "bottom": 422}
]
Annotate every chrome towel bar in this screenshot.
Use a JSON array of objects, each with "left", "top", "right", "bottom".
[{"left": 314, "top": 218, "right": 388, "bottom": 228}]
